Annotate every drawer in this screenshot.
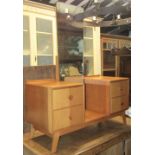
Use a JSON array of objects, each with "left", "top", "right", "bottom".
[
  {"left": 111, "top": 96, "right": 128, "bottom": 113},
  {"left": 53, "top": 105, "right": 84, "bottom": 131},
  {"left": 53, "top": 86, "right": 83, "bottom": 110},
  {"left": 110, "top": 80, "right": 129, "bottom": 97}
]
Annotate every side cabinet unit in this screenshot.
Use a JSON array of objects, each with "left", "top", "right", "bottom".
[
  {"left": 101, "top": 34, "right": 131, "bottom": 77},
  {"left": 85, "top": 76, "right": 129, "bottom": 116},
  {"left": 25, "top": 80, "right": 84, "bottom": 134},
  {"left": 110, "top": 80, "right": 129, "bottom": 114}
]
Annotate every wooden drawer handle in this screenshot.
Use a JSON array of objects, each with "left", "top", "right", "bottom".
[
  {"left": 68, "top": 95, "right": 73, "bottom": 100},
  {"left": 69, "top": 116, "right": 72, "bottom": 120},
  {"left": 120, "top": 88, "right": 123, "bottom": 91},
  {"left": 121, "top": 102, "right": 124, "bottom": 106}
]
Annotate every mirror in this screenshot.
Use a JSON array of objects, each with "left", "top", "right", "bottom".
[{"left": 57, "top": 2, "right": 84, "bottom": 80}]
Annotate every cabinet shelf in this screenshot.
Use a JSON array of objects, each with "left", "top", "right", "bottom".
[
  {"left": 84, "top": 54, "right": 93, "bottom": 57},
  {"left": 36, "top": 31, "right": 53, "bottom": 35},
  {"left": 103, "top": 68, "right": 116, "bottom": 71},
  {"left": 23, "top": 29, "right": 29, "bottom": 32},
  {"left": 60, "top": 58, "right": 82, "bottom": 63},
  {"left": 37, "top": 53, "right": 53, "bottom": 56},
  {"left": 103, "top": 49, "right": 111, "bottom": 51},
  {"left": 85, "top": 110, "right": 106, "bottom": 123},
  {"left": 84, "top": 37, "right": 93, "bottom": 40}
]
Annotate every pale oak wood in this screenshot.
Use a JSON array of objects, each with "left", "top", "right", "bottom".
[
  {"left": 25, "top": 76, "right": 129, "bottom": 153},
  {"left": 53, "top": 88, "right": 70, "bottom": 110},
  {"left": 51, "top": 132, "right": 60, "bottom": 153},
  {"left": 111, "top": 96, "right": 128, "bottom": 114},
  {"left": 110, "top": 80, "right": 129, "bottom": 97}
]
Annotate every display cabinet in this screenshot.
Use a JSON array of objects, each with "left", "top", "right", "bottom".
[
  {"left": 23, "top": 1, "right": 58, "bottom": 66},
  {"left": 101, "top": 37, "right": 118, "bottom": 76},
  {"left": 101, "top": 34, "right": 131, "bottom": 77},
  {"left": 119, "top": 39, "right": 131, "bottom": 48}
]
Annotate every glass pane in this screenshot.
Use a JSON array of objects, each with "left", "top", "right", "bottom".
[
  {"left": 36, "top": 18, "right": 52, "bottom": 33},
  {"left": 84, "top": 39, "right": 93, "bottom": 55},
  {"left": 23, "top": 55, "right": 30, "bottom": 66},
  {"left": 37, "top": 56, "right": 53, "bottom": 65},
  {"left": 37, "top": 33, "right": 53, "bottom": 54},
  {"left": 23, "top": 31, "right": 30, "bottom": 51},
  {"left": 83, "top": 57, "right": 94, "bottom": 75},
  {"left": 23, "top": 16, "right": 29, "bottom": 30},
  {"left": 103, "top": 42, "right": 107, "bottom": 49},
  {"left": 103, "top": 51, "right": 115, "bottom": 68},
  {"left": 84, "top": 27, "right": 93, "bottom": 38},
  {"left": 103, "top": 71, "right": 115, "bottom": 76}
]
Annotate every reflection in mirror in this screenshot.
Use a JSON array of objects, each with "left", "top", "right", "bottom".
[
  {"left": 58, "top": 23, "right": 84, "bottom": 80},
  {"left": 56, "top": 2, "right": 84, "bottom": 80}
]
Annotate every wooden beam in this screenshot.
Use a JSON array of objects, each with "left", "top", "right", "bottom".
[
  {"left": 73, "top": 0, "right": 130, "bottom": 21},
  {"left": 107, "top": 25, "right": 130, "bottom": 34},
  {"left": 99, "top": 17, "right": 131, "bottom": 27}
]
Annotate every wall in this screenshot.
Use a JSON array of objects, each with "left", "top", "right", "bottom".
[{"left": 23, "top": 65, "right": 56, "bottom": 133}]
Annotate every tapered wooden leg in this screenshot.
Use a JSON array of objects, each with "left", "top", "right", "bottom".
[
  {"left": 51, "top": 132, "right": 60, "bottom": 153},
  {"left": 30, "top": 124, "right": 35, "bottom": 138},
  {"left": 97, "top": 122, "right": 103, "bottom": 128},
  {"left": 122, "top": 113, "right": 127, "bottom": 125}
]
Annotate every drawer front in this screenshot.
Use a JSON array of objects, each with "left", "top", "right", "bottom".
[
  {"left": 53, "top": 105, "right": 84, "bottom": 131},
  {"left": 53, "top": 88, "right": 70, "bottom": 110},
  {"left": 70, "top": 104, "right": 84, "bottom": 126},
  {"left": 53, "top": 86, "right": 83, "bottom": 110},
  {"left": 70, "top": 86, "right": 83, "bottom": 106},
  {"left": 53, "top": 108, "right": 70, "bottom": 131},
  {"left": 111, "top": 96, "right": 128, "bottom": 113},
  {"left": 110, "top": 80, "right": 129, "bottom": 97}
]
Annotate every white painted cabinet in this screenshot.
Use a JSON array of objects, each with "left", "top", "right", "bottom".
[
  {"left": 83, "top": 26, "right": 101, "bottom": 75},
  {"left": 23, "top": 1, "right": 58, "bottom": 66}
]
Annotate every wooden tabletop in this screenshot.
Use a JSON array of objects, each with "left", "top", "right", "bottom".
[{"left": 26, "top": 79, "right": 83, "bottom": 89}]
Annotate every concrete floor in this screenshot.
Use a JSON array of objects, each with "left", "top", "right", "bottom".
[
  {"left": 24, "top": 147, "right": 35, "bottom": 155},
  {"left": 23, "top": 116, "right": 131, "bottom": 155}
]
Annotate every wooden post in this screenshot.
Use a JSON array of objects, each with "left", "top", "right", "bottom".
[
  {"left": 30, "top": 124, "right": 35, "bottom": 138},
  {"left": 122, "top": 112, "right": 127, "bottom": 125},
  {"left": 55, "top": 56, "right": 60, "bottom": 81}
]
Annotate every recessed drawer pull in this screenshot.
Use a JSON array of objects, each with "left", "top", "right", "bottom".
[{"left": 68, "top": 95, "right": 73, "bottom": 100}]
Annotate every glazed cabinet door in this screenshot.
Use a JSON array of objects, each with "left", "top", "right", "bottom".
[
  {"left": 119, "top": 39, "right": 131, "bottom": 48},
  {"left": 23, "top": 3, "right": 58, "bottom": 66},
  {"left": 101, "top": 37, "right": 118, "bottom": 76}
]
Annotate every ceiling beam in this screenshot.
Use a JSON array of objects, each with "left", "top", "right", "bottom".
[
  {"left": 78, "top": 0, "right": 90, "bottom": 7},
  {"left": 65, "top": 0, "right": 75, "bottom": 4},
  {"left": 99, "top": 17, "right": 131, "bottom": 27},
  {"left": 73, "top": 0, "right": 130, "bottom": 21},
  {"left": 107, "top": 25, "right": 130, "bottom": 34},
  {"left": 49, "top": 0, "right": 58, "bottom": 4}
]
